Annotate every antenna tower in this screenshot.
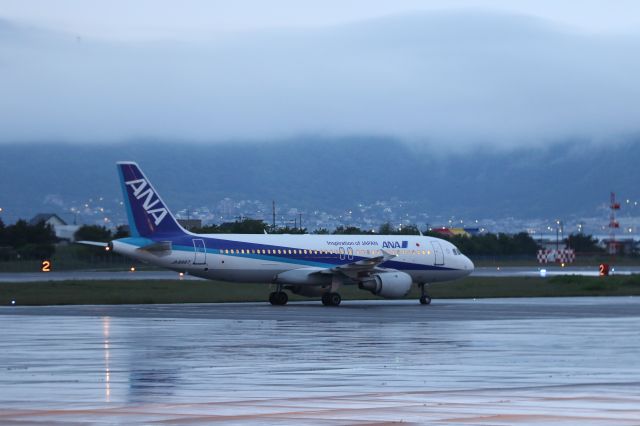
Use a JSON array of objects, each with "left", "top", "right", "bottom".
[{"left": 608, "top": 192, "right": 620, "bottom": 255}]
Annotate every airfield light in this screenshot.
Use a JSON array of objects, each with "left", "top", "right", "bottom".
[
  {"left": 561, "top": 262, "right": 566, "bottom": 268},
  {"left": 540, "top": 269, "right": 547, "bottom": 278},
  {"left": 105, "top": 246, "right": 110, "bottom": 252},
  {"left": 130, "top": 266, "right": 136, "bottom": 272},
  {"left": 11, "top": 300, "right": 16, "bottom": 305}
]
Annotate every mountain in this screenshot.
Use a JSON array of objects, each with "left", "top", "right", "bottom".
[{"left": 1, "top": 138, "right": 638, "bottom": 226}]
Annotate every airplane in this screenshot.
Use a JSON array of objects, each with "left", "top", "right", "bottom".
[{"left": 80, "top": 162, "right": 474, "bottom": 306}]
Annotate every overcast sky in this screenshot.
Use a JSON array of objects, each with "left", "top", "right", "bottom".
[
  {"left": 4, "top": 0, "right": 640, "bottom": 38},
  {"left": 1, "top": 1, "right": 640, "bottom": 148}
]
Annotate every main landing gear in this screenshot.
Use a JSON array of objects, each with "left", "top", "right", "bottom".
[
  {"left": 269, "top": 290, "right": 288, "bottom": 305},
  {"left": 418, "top": 283, "right": 432, "bottom": 305},
  {"left": 321, "top": 292, "right": 341, "bottom": 306}
]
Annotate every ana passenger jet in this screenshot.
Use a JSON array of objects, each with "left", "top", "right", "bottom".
[{"left": 81, "top": 162, "right": 474, "bottom": 306}]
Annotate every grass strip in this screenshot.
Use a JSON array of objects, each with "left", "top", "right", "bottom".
[{"left": 1, "top": 275, "right": 639, "bottom": 306}]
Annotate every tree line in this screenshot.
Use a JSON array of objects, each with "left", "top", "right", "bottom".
[
  {"left": 0, "top": 219, "right": 57, "bottom": 260},
  {"left": 192, "top": 219, "right": 543, "bottom": 256},
  {"left": 0, "top": 216, "right": 612, "bottom": 261},
  {"left": 193, "top": 219, "right": 607, "bottom": 256}
]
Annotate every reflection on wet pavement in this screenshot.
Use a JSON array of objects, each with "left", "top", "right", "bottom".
[{"left": 1, "top": 298, "right": 639, "bottom": 424}]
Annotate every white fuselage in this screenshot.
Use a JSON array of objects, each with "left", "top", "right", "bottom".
[{"left": 113, "top": 233, "right": 474, "bottom": 284}]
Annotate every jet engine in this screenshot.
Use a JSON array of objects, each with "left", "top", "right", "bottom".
[{"left": 358, "top": 271, "right": 412, "bottom": 298}]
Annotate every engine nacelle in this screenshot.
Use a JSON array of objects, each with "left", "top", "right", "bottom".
[{"left": 359, "top": 271, "right": 412, "bottom": 298}]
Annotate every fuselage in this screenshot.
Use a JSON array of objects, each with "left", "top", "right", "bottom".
[{"left": 113, "top": 232, "right": 474, "bottom": 284}]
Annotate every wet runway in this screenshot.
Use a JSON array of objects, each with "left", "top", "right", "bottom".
[
  {"left": 0, "top": 270, "right": 203, "bottom": 282},
  {"left": 1, "top": 298, "right": 639, "bottom": 424},
  {"left": 473, "top": 266, "right": 640, "bottom": 277}
]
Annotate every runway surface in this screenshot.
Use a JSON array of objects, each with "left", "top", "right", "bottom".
[
  {"left": 2, "top": 265, "right": 639, "bottom": 282},
  {"left": 473, "top": 266, "right": 640, "bottom": 277},
  {"left": 1, "top": 298, "right": 639, "bottom": 424},
  {"left": 0, "top": 270, "right": 202, "bottom": 282}
]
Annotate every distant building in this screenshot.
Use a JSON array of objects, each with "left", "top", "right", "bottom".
[
  {"left": 29, "top": 213, "right": 80, "bottom": 242},
  {"left": 600, "top": 238, "right": 638, "bottom": 255},
  {"left": 29, "top": 213, "right": 67, "bottom": 227},
  {"left": 177, "top": 219, "right": 202, "bottom": 230},
  {"left": 537, "top": 238, "right": 568, "bottom": 251},
  {"left": 431, "top": 227, "right": 479, "bottom": 238}
]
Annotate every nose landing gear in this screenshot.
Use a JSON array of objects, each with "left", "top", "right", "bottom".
[{"left": 418, "top": 283, "right": 432, "bottom": 305}]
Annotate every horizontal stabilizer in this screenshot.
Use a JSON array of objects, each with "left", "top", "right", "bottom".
[{"left": 76, "top": 240, "right": 109, "bottom": 247}]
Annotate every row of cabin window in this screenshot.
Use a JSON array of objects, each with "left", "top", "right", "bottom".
[{"left": 220, "top": 248, "right": 434, "bottom": 256}]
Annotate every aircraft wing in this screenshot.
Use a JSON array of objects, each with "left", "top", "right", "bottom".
[
  {"left": 318, "top": 250, "right": 397, "bottom": 279},
  {"left": 275, "top": 251, "right": 397, "bottom": 285}
]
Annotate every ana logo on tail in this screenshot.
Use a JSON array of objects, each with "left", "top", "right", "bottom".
[{"left": 125, "top": 178, "right": 168, "bottom": 225}]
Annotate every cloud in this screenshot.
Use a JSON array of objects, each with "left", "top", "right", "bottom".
[{"left": 1, "top": 11, "right": 639, "bottom": 148}]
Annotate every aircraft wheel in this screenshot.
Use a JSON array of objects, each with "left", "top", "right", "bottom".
[
  {"left": 321, "top": 293, "right": 331, "bottom": 306},
  {"left": 419, "top": 295, "right": 432, "bottom": 305},
  {"left": 269, "top": 291, "right": 288, "bottom": 305},
  {"left": 329, "top": 292, "right": 341, "bottom": 306},
  {"left": 322, "top": 292, "right": 341, "bottom": 306},
  {"left": 275, "top": 291, "right": 288, "bottom": 305}
]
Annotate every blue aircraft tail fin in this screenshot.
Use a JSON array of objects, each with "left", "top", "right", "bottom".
[{"left": 117, "top": 162, "right": 187, "bottom": 237}]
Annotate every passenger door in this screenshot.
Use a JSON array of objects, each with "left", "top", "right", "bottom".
[
  {"left": 431, "top": 241, "right": 444, "bottom": 265},
  {"left": 193, "top": 239, "right": 206, "bottom": 265}
]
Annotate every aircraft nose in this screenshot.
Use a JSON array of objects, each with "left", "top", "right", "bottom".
[{"left": 464, "top": 256, "right": 474, "bottom": 275}]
